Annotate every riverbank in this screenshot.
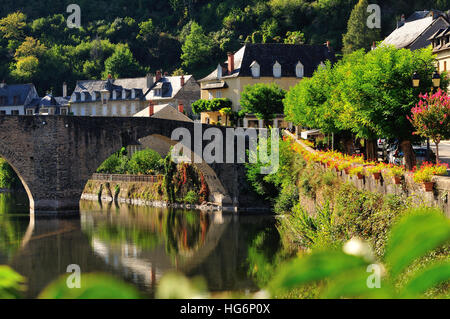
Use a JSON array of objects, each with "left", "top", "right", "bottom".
[
  {"left": 81, "top": 180, "right": 272, "bottom": 214},
  {"left": 244, "top": 134, "right": 449, "bottom": 298}
]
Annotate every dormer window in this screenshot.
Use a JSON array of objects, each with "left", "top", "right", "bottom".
[
  {"left": 273, "top": 61, "right": 281, "bottom": 78},
  {"left": 250, "top": 61, "right": 260, "bottom": 78},
  {"left": 112, "top": 90, "right": 117, "bottom": 100},
  {"left": 296, "top": 61, "right": 304, "bottom": 78},
  {"left": 122, "top": 89, "right": 126, "bottom": 99},
  {"left": 131, "top": 89, "right": 136, "bottom": 99}
]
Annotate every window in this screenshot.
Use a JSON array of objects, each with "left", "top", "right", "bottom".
[
  {"left": 112, "top": 105, "right": 117, "bottom": 115},
  {"left": 216, "top": 91, "right": 222, "bottom": 98},
  {"left": 131, "top": 103, "right": 136, "bottom": 115},
  {"left": 73, "top": 108, "right": 77, "bottom": 116},
  {"left": 121, "top": 105, "right": 126, "bottom": 115},
  {"left": 273, "top": 61, "right": 281, "bottom": 78},
  {"left": 13, "top": 96, "right": 19, "bottom": 105},
  {"left": 445, "top": 61, "right": 447, "bottom": 72},
  {"left": 208, "top": 92, "right": 213, "bottom": 100},
  {"left": 11, "top": 110, "right": 19, "bottom": 115},
  {"left": 0, "top": 110, "right": 6, "bottom": 115},
  {"left": 296, "top": 61, "right": 304, "bottom": 78},
  {"left": 103, "top": 106, "right": 107, "bottom": 116},
  {"left": 60, "top": 108, "right": 68, "bottom": 115},
  {"left": 0, "top": 96, "right": 6, "bottom": 106},
  {"left": 251, "top": 61, "right": 260, "bottom": 78},
  {"left": 91, "top": 107, "right": 96, "bottom": 116},
  {"left": 80, "top": 107, "right": 85, "bottom": 116},
  {"left": 26, "top": 109, "right": 34, "bottom": 115}
]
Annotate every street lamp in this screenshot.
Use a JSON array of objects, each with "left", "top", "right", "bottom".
[
  {"left": 412, "top": 68, "right": 441, "bottom": 88},
  {"left": 432, "top": 70, "right": 441, "bottom": 88}
]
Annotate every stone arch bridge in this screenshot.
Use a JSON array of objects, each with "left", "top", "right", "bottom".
[{"left": 0, "top": 116, "right": 256, "bottom": 215}]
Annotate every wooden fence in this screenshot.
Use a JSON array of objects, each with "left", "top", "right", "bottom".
[{"left": 91, "top": 173, "right": 163, "bottom": 183}]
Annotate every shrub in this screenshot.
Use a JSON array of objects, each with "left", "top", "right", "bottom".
[
  {"left": 127, "top": 149, "right": 163, "bottom": 175},
  {"left": 183, "top": 190, "right": 199, "bottom": 204},
  {"left": 274, "top": 184, "right": 299, "bottom": 213}
]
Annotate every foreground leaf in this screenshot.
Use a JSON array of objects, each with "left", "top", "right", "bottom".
[
  {"left": 38, "top": 273, "right": 141, "bottom": 299},
  {"left": 268, "top": 250, "right": 368, "bottom": 294},
  {"left": 384, "top": 209, "right": 450, "bottom": 279}
]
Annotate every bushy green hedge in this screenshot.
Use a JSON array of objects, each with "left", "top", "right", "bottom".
[{"left": 191, "top": 98, "right": 232, "bottom": 114}]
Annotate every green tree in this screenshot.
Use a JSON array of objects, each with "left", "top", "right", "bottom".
[
  {"left": 284, "top": 31, "right": 305, "bottom": 45},
  {"left": 240, "top": 83, "right": 286, "bottom": 125},
  {"left": 0, "top": 11, "right": 26, "bottom": 40},
  {"left": 342, "top": 0, "right": 380, "bottom": 55},
  {"left": 102, "top": 44, "right": 143, "bottom": 79},
  {"left": 181, "top": 22, "right": 214, "bottom": 73}
]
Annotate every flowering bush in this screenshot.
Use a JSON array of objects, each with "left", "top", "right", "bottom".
[
  {"left": 408, "top": 89, "right": 450, "bottom": 163},
  {"left": 413, "top": 162, "right": 448, "bottom": 183},
  {"left": 349, "top": 166, "right": 364, "bottom": 176},
  {"left": 366, "top": 164, "right": 383, "bottom": 175},
  {"left": 385, "top": 164, "right": 405, "bottom": 178}
]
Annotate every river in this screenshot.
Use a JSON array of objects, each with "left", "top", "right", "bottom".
[{"left": 0, "top": 192, "right": 281, "bottom": 298}]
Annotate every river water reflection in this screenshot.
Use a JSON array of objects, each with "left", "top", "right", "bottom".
[{"left": 0, "top": 192, "right": 281, "bottom": 298}]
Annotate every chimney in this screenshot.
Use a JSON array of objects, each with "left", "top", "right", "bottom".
[
  {"left": 156, "top": 70, "right": 162, "bottom": 82},
  {"left": 371, "top": 41, "right": 377, "bottom": 50},
  {"left": 178, "top": 103, "right": 184, "bottom": 114},
  {"left": 227, "top": 52, "right": 234, "bottom": 75},
  {"left": 63, "top": 82, "right": 67, "bottom": 97},
  {"left": 180, "top": 75, "right": 185, "bottom": 86},
  {"left": 148, "top": 101, "right": 154, "bottom": 117},
  {"left": 146, "top": 73, "right": 154, "bottom": 89},
  {"left": 164, "top": 72, "right": 169, "bottom": 77},
  {"left": 401, "top": 14, "right": 405, "bottom": 22}
]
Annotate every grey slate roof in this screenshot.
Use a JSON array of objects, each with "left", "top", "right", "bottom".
[
  {"left": 72, "top": 77, "right": 146, "bottom": 103},
  {"left": 199, "top": 43, "right": 336, "bottom": 82},
  {"left": 382, "top": 12, "right": 449, "bottom": 50},
  {"left": 0, "top": 83, "right": 37, "bottom": 106},
  {"left": 25, "top": 94, "right": 69, "bottom": 114}
]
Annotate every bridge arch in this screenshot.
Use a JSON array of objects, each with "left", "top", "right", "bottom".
[{"left": 0, "top": 116, "right": 246, "bottom": 215}]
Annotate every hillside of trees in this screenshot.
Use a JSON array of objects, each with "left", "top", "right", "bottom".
[{"left": 0, "top": 0, "right": 449, "bottom": 95}]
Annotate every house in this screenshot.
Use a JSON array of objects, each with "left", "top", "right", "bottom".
[
  {"left": 69, "top": 72, "right": 200, "bottom": 117},
  {"left": 429, "top": 26, "right": 450, "bottom": 90},
  {"left": 0, "top": 83, "right": 39, "bottom": 115},
  {"left": 144, "top": 71, "right": 200, "bottom": 116},
  {"left": 381, "top": 10, "right": 449, "bottom": 50},
  {"left": 69, "top": 75, "right": 149, "bottom": 116},
  {"left": 25, "top": 94, "right": 70, "bottom": 115},
  {"left": 198, "top": 43, "right": 336, "bottom": 127}
]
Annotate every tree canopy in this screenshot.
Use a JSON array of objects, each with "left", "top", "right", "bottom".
[{"left": 240, "top": 83, "right": 286, "bottom": 123}]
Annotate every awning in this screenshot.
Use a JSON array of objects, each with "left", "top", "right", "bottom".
[
  {"left": 202, "top": 81, "right": 228, "bottom": 90},
  {"left": 301, "top": 129, "right": 322, "bottom": 140}
]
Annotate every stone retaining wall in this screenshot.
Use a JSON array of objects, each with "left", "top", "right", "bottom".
[{"left": 286, "top": 131, "right": 450, "bottom": 218}]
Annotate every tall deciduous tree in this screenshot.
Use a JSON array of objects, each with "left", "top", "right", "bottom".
[
  {"left": 342, "top": 0, "right": 380, "bottom": 55},
  {"left": 240, "top": 83, "right": 286, "bottom": 126},
  {"left": 181, "top": 22, "right": 214, "bottom": 73}
]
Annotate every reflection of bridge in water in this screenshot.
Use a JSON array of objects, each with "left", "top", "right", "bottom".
[{"left": 7, "top": 201, "right": 274, "bottom": 298}]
